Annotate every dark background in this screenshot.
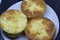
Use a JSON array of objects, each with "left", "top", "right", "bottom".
[{"left": 0, "top": 0, "right": 60, "bottom": 40}]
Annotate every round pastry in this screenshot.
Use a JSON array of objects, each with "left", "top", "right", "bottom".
[
  {"left": 21, "top": 0, "right": 46, "bottom": 18},
  {"left": 0, "top": 10, "right": 27, "bottom": 34},
  {"left": 25, "top": 17, "right": 55, "bottom": 40}
]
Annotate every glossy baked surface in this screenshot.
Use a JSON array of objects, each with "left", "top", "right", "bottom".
[
  {"left": 25, "top": 18, "right": 55, "bottom": 40},
  {"left": 21, "top": 0, "right": 46, "bottom": 18},
  {"left": 0, "top": 10, "right": 27, "bottom": 34}
]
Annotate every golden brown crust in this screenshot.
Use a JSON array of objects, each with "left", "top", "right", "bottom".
[
  {"left": 21, "top": 0, "right": 46, "bottom": 18},
  {"left": 0, "top": 10, "right": 27, "bottom": 34},
  {"left": 25, "top": 17, "right": 55, "bottom": 40}
]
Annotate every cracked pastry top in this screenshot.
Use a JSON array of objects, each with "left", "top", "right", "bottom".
[
  {"left": 21, "top": 0, "right": 46, "bottom": 18},
  {"left": 25, "top": 17, "right": 55, "bottom": 40},
  {"left": 0, "top": 10, "right": 27, "bottom": 34}
]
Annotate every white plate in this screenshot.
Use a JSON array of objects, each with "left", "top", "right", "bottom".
[
  {"left": 0, "top": 0, "right": 2, "bottom": 4},
  {"left": 1, "top": 1, "right": 59, "bottom": 40}
]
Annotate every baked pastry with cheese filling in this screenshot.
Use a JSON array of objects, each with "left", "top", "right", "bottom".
[
  {"left": 0, "top": 10, "right": 27, "bottom": 34},
  {"left": 21, "top": 0, "right": 46, "bottom": 18},
  {"left": 25, "top": 17, "right": 55, "bottom": 40}
]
